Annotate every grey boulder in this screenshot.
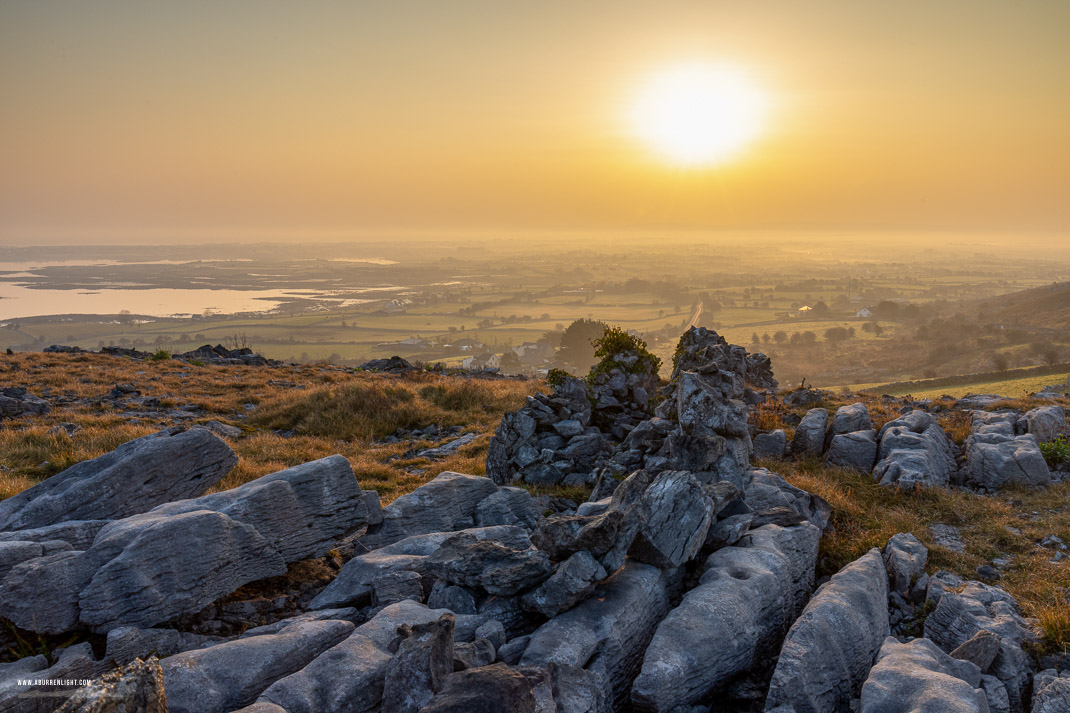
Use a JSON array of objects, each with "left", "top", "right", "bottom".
[
  {"left": 859, "top": 637, "right": 988, "bottom": 713},
  {"left": 1025, "top": 405, "right": 1065, "bottom": 444},
  {"left": 789, "top": 408, "right": 829, "bottom": 457},
  {"left": 763, "top": 548, "right": 890, "bottom": 713},
  {"left": 0, "top": 427, "right": 236, "bottom": 532},
  {"left": 825, "top": 430, "right": 878, "bottom": 472},
  {"left": 753, "top": 430, "right": 787, "bottom": 459},
  {"left": 883, "top": 533, "right": 928, "bottom": 594},
  {"left": 360, "top": 471, "right": 497, "bottom": 549},
  {"left": 830, "top": 402, "right": 873, "bottom": 437},
  {"left": 520, "top": 550, "right": 608, "bottom": 617},
  {"left": 963, "top": 435, "right": 1050, "bottom": 491},
  {"left": 629, "top": 470, "right": 713, "bottom": 569}
]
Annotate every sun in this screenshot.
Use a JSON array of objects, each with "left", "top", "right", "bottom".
[{"left": 630, "top": 63, "right": 768, "bottom": 167}]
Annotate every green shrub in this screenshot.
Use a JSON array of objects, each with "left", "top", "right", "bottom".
[
  {"left": 189, "top": 358, "right": 205, "bottom": 367},
  {"left": 546, "top": 368, "right": 570, "bottom": 387},
  {"left": 1040, "top": 435, "right": 1070, "bottom": 469},
  {"left": 588, "top": 326, "right": 661, "bottom": 380},
  {"left": 150, "top": 350, "right": 171, "bottom": 361}
]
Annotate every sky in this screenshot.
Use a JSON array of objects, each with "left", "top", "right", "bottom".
[{"left": 1, "top": 0, "right": 1068, "bottom": 244}]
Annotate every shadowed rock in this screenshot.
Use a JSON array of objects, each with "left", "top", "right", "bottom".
[
  {"left": 55, "top": 656, "right": 168, "bottom": 713},
  {"left": 522, "top": 562, "right": 672, "bottom": 711},
  {"left": 763, "top": 548, "right": 890, "bottom": 713},
  {"left": 630, "top": 523, "right": 820, "bottom": 712}
]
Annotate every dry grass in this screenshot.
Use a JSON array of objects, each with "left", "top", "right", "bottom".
[{"left": 0, "top": 352, "right": 541, "bottom": 504}]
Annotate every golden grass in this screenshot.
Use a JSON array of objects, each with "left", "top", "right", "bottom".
[
  {"left": 0, "top": 352, "right": 541, "bottom": 504},
  {"left": 771, "top": 456, "right": 1070, "bottom": 654}
]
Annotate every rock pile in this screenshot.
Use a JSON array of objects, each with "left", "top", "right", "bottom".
[
  {"left": 43, "top": 343, "right": 280, "bottom": 366},
  {"left": 0, "top": 329, "right": 1057, "bottom": 713},
  {"left": 488, "top": 327, "right": 775, "bottom": 490},
  {"left": 765, "top": 399, "right": 1066, "bottom": 494}
]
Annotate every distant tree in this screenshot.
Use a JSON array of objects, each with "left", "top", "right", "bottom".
[
  {"left": 872, "top": 323, "right": 884, "bottom": 336},
  {"left": 751, "top": 332, "right": 761, "bottom": 346},
  {"left": 773, "top": 331, "right": 787, "bottom": 345},
  {"left": 499, "top": 351, "right": 522, "bottom": 373},
  {"left": 557, "top": 318, "right": 610, "bottom": 372},
  {"left": 810, "top": 301, "right": 830, "bottom": 318},
  {"left": 538, "top": 330, "right": 563, "bottom": 347},
  {"left": 824, "top": 327, "right": 850, "bottom": 342},
  {"left": 762, "top": 333, "right": 771, "bottom": 345},
  {"left": 1040, "top": 344, "right": 1062, "bottom": 366},
  {"left": 873, "top": 301, "right": 900, "bottom": 320},
  {"left": 990, "top": 352, "right": 1011, "bottom": 372}
]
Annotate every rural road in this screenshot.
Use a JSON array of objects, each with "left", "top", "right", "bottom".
[{"left": 684, "top": 301, "right": 703, "bottom": 330}]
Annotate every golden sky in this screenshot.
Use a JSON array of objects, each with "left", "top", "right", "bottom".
[{"left": 1, "top": 0, "right": 1068, "bottom": 243}]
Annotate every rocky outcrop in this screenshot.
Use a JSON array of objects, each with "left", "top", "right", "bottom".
[
  {"left": 1033, "top": 669, "right": 1070, "bottom": 713},
  {"left": 522, "top": 562, "right": 673, "bottom": 711},
  {"left": 873, "top": 410, "right": 958, "bottom": 489},
  {"left": 859, "top": 637, "right": 989, "bottom": 713},
  {"left": 0, "top": 386, "right": 50, "bottom": 419},
  {"left": 0, "top": 455, "right": 379, "bottom": 634},
  {"left": 488, "top": 328, "right": 762, "bottom": 491},
  {"left": 630, "top": 523, "right": 820, "bottom": 712},
  {"left": 753, "top": 429, "right": 787, "bottom": 459},
  {"left": 924, "top": 579, "right": 1037, "bottom": 711},
  {"left": 0, "top": 426, "right": 237, "bottom": 532},
  {"left": 763, "top": 548, "right": 889, "bottom": 713}
]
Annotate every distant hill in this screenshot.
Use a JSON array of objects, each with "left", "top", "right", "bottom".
[{"left": 977, "top": 281, "right": 1070, "bottom": 331}]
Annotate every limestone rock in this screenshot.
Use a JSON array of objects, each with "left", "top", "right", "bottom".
[
  {"left": 963, "top": 435, "right": 1050, "bottom": 491},
  {"left": 825, "top": 430, "right": 878, "bottom": 472},
  {"left": 147, "top": 454, "right": 379, "bottom": 562},
  {"left": 361, "top": 472, "right": 497, "bottom": 549},
  {"left": 522, "top": 562, "right": 672, "bottom": 711},
  {"left": 630, "top": 523, "right": 820, "bottom": 712},
  {"left": 425, "top": 527, "right": 552, "bottom": 596},
  {"left": 1026, "top": 405, "right": 1066, "bottom": 444},
  {"left": 629, "top": 471, "right": 713, "bottom": 569},
  {"left": 924, "top": 580, "right": 1037, "bottom": 711},
  {"left": 1032, "top": 669, "right": 1070, "bottom": 713},
  {"left": 476, "top": 487, "right": 539, "bottom": 530},
  {"left": 381, "top": 613, "right": 455, "bottom": 713},
  {"left": 78, "top": 509, "right": 287, "bottom": 632},
  {"left": 258, "top": 600, "right": 452, "bottom": 713},
  {"left": 520, "top": 551, "right": 607, "bottom": 618},
  {"left": 55, "top": 656, "right": 167, "bottom": 713},
  {"left": 753, "top": 430, "right": 787, "bottom": 459},
  {"left": 874, "top": 412, "right": 958, "bottom": 489},
  {"left": 311, "top": 526, "right": 523, "bottom": 609},
  {"left": 160, "top": 618, "right": 354, "bottom": 713},
  {"left": 882, "top": 533, "right": 928, "bottom": 594},
  {"left": 789, "top": 409, "right": 829, "bottom": 457},
  {"left": 0, "top": 427, "right": 236, "bottom": 532},
  {"left": 830, "top": 403, "right": 873, "bottom": 438},
  {"left": 763, "top": 548, "right": 890, "bottom": 713},
  {"left": 420, "top": 663, "right": 537, "bottom": 713},
  {"left": 859, "top": 637, "right": 988, "bottom": 713},
  {"left": 105, "top": 625, "right": 224, "bottom": 666}
]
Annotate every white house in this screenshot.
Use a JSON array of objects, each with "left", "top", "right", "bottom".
[
  {"left": 462, "top": 352, "right": 501, "bottom": 370},
  {"left": 856, "top": 307, "right": 873, "bottom": 319}
]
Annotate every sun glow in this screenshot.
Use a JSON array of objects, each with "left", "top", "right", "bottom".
[{"left": 630, "top": 63, "right": 768, "bottom": 167}]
